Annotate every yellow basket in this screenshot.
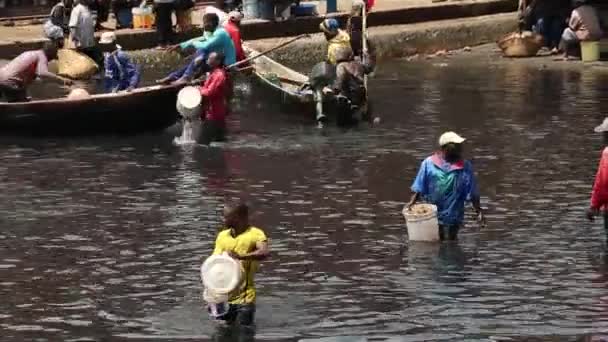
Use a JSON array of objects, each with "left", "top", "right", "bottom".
[
  {"left": 497, "top": 31, "right": 544, "bottom": 58},
  {"left": 57, "top": 49, "right": 99, "bottom": 80}
]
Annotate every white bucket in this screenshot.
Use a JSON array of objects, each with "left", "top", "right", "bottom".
[
  {"left": 402, "top": 203, "right": 440, "bottom": 242},
  {"left": 176, "top": 86, "right": 202, "bottom": 120},
  {"left": 203, "top": 288, "right": 230, "bottom": 319},
  {"left": 200, "top": 254, "right": 244, "bottom": 294}
]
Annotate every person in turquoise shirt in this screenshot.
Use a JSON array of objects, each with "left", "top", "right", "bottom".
[
  {"left": 156, "top": 13, "right": 236, "bottom": 85},
  {"left": 407, "top": 131, "right": 486, "bottom": 241}
]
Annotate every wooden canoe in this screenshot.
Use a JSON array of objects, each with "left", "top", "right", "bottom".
[
  {"left": 245, "top": 46, "right": 315, "bottom": 104},
  {"left": 0, "top": 83, "right": 184, "bottom": 135}
]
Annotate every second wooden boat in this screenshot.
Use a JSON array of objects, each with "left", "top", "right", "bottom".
[{"left": 245, "top": 46, "right": 315, "bottom": 104}]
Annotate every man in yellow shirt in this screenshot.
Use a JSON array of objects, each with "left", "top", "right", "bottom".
[
  {"left": 319, "top": 18, "right": 351, "bottom": 65},
  {"left": 211, "top": 202, "right": 270, "bottom": 326}
]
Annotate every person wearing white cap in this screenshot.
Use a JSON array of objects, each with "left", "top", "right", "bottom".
[
  {"left": 210, "top": 202, "right": 269, "bottom": 326},
  {"left": 586, "top": 118, "right": 608, "bottom": 236},
  {"left": 99, "top": 31, "right": 140, "bottom": 93},
  {"left": 407, "top": 131, "right": 485, "bottom": 241}
]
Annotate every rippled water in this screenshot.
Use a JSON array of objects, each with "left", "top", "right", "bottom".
[{"left": 2, "top": 56, "right": 608, "bottom": 341}]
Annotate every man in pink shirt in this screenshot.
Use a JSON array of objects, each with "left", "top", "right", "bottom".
[
  {"left": 587, "top": 118, "right": 608, "bottom": 239},
  {"left": 0, "top": 42, "right": 72, "bottom": 102},
  {"left": 198, "top": 51, "right": 231, "bottom": 145}
]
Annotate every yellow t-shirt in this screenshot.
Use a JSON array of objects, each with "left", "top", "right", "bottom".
[
  {"left": 327, "top": 30, "right": 351, "bottom": 65},
  {"left": 212, "top": 226, "right": 267, "bottom": 304}
]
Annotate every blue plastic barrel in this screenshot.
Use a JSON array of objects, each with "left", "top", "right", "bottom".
[
  {"left": 243, "top": 0, "right": 259, "bottom": 19},
  {"left": 293, "top": 2, "right": 317, "bottom": 16}
]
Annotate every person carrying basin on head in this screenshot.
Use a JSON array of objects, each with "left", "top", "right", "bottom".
[
  {"left": 586, "top": 118, "right": 608, "bottom": 242},
  {"left": 99, "top": 32, "right": 141, "bottom": 93},
  {"left": 0, "top": 42, "right": 73, "bottom": 103},
  {"left": 407, "top": 132, "right": 485, "bottom": 241},
  {"left": 208, "top": 202, "right": 270, "bottom": 327},
  {"left": 156, "top": 12, "right": 236, "bottom": 85}
]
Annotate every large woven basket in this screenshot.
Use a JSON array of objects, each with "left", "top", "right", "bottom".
[
  {"left": 57, "top": 49, "right": 99, "bottom": 80},
  {"left": 497, "top": 31, "right": 545, "bottom": 58}
]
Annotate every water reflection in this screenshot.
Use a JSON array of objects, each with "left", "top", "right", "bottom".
[{"left": 3, "top": 57, "right": 608, "bottom": 341}]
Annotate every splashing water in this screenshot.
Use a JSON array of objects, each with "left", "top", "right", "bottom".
[{"left": 173, "top": 119, "right": 199, "bottom": 145}]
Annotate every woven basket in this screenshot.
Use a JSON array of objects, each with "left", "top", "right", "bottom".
[
  {"left": 497, "top": 31, "right": 545, "bottom": 58},
  {"left": 57, "top": 49, "right": 99, "bottom": 80}
]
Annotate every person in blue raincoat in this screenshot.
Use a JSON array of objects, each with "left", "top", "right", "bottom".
[{"left": 99, "top": 31, "right": 140, "bottom": 93}]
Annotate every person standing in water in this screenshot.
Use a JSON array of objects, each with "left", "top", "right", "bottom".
[
  {"left": 211, "top": 202, "right": 270, "bottom": 326},
  {"left": 198, "top": 51, "right": 231, "bottom": 145},
  {"left": 407, "top": 132, "right": 485, "bottom": 241},
  {"left": 330, "top": 46, "right": 372, "bottom": 126},
  {"left": 587, "top": 118, "right": 608, "bottom": 240}
]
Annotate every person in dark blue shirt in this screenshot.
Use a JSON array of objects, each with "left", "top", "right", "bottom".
[{"left": 99, "top": 31, "right": 140, "bottom": 93}]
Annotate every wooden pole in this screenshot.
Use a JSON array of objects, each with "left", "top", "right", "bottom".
[
  {"left": 228, "top": 34, "right": 310, "bottom": 70},
  {"left": 362, "top": 3, "right": 368, "bottom": 96}
]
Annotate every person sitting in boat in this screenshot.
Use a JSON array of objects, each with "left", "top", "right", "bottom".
[
  {"left": 224, "top": 11, "right": 247, "bottom": 65},
  {"left": 99, "top": 32, "right": 141, "bottom": 93},
  {"left": 347, "top": 0, "right": 376, "bottom": 71},
  {"left": 319, "top": 18, "right": 351, "bottom": 65},
  {"left": 44, "top": 0, "right": 69, "bottom": 48},
  {"left": 198, "top": 51, "right": 231, "bottom": 145},
  {"left": 329, "top": 46, "right": 373, "bottom": 126},
  {"left": 0, "top": 42, "right": 72, "bottom": 103},
  {"left": 156, "top": 13, "right": 236, "bottom": 85}
]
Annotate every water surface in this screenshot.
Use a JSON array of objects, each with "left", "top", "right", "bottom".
[{"left": 2, "top": 57, "right": 608, "bottom": 341}]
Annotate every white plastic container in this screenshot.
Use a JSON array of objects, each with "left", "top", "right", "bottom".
[
  {"left": 203, "top": 288, "right": 230, "bottom": 319},
  {"left": 402, "top": 203, "right": 440, "bottom": 242},
  {"left": 176, "top": 86, "right": 202, "bottom": 120},
  {"left": 200, "top": 253, "right": 244, "bottom": 294}
]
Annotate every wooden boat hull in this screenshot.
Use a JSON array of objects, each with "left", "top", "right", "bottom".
[
  {"left": 0, "top": 84, "right": 183, "bottom": 135},
  {"left": 245, "top": 46, "right": 347, "bottom": 125},
  {"left": 246, "top": 46, "right": 315, "bottom": 104}
]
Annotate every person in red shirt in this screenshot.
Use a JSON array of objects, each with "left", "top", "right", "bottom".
[
  {"left": 224, "top": 11, "right": 247, "bottom": 64},
  {"left": 587, "top": 118, "right": 608, "bottom": 240},
  {"left": 198, "top": 51, "right": 231, "bottom": 145}
]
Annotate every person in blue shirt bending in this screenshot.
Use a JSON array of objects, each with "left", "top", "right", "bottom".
[
  {"left": 407, "top": 131, "right": 486, "bottom": 241},
  {"left": 99, "top": 32, "right": 140, "bottom": 93},
  {"left": 156, "top": 12, "right": 236, "bottom": 85}
]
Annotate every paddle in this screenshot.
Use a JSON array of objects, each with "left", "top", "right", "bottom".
[
  {"left": 229, "top": 34, "right": 310, "bottom": 70},
  {"left": 362, "top": 3, "right": 369, "bottom": 97},
  {"left": 188, "top": 34, "right": 310, "bottom": 85}
]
